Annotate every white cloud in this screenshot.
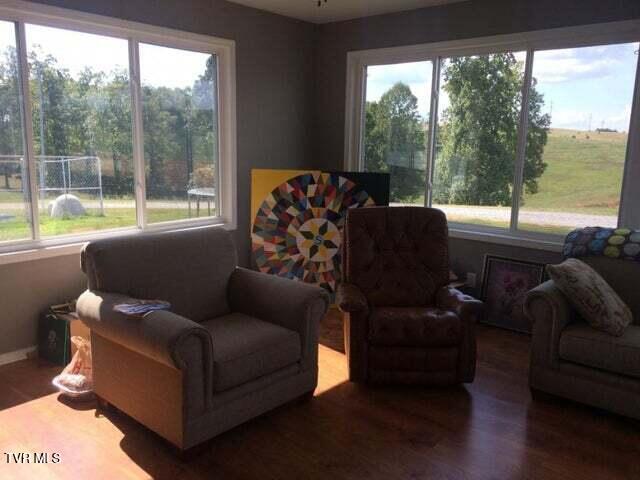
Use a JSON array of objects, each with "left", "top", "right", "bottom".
[
  {"left": 532, "top": 43, "right": 638, "bottom": 84},
  {"left": 533, "top": 55, "right": 619, "bottom": 84}
]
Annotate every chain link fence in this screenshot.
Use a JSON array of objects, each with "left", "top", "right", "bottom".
[{"left": 0, "top": 155, "right": 104, "bottom": 214}]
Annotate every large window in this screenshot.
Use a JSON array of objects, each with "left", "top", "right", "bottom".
[
  {"left": 0, "top": 1, "right": 235, "bottom": 251},
  {"left": 347, "top": 23, "right": 640, "bottom": 246}
]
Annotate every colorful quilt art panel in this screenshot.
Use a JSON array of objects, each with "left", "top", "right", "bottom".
[{"left": 251, "top": 169, "right": 389, "bottom": 294}]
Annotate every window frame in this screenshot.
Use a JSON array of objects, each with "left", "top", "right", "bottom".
[
  {"left": 345, "top": 20, "right": 640, "bottom": 251},
  {"left": 0, "top": 0, "right": 237, "bottom": 259}
]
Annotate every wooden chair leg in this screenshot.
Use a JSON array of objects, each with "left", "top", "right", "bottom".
[{"left": 96, "top": 395, "right": 111, "bottom": 412}]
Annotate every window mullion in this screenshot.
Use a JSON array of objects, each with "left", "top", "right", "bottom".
[
  {"left": 15, "top": 21, "right": 40, "bottom": 240},
  {"left": 618, "top": 48, "right": 640, "bottom": 228},
  {"left": 510, "top": 49, "right": 534, "bottom": 232},
  {"left": 425, "top": 57, "right": 441, "bottom": 207},
  {"left": 128, "top": 39, "right": 147, "bottom": 229},
  {"left": 357, "top": 63, "right": 367, "bottom": 171}
]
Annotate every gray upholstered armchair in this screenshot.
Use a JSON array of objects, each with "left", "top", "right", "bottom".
[
  {"left": 77, "top": 227, "right": 328, "bottom": 450},
  {"left": 524, "top": 256, "right": 640, "bottom": 419}
]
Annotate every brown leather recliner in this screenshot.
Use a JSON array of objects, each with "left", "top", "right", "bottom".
[{"left": 336, "top": 207, "right": 482, "bottom": 385}]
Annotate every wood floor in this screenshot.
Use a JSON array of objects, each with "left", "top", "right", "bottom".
[{"left": 1, "top": 310, "right": 638, "bottom": 480}]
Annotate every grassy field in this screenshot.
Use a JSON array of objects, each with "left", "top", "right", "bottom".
[
  {"left": 0, "top": 206, "right": 194, "bottom": 241},
  {"left": 439, "top": 128, "right": 626, "bottom": 235},
  {"left": 521, "top": 128, "right": 626, "bottom": 215}
]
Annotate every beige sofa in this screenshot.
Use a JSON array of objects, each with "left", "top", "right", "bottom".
[
  {"left": 77, "top": 226, "right": 328, "bottom": 450},
  {"left": 524, "top": 256, "right": 640, "bottom": 419}
]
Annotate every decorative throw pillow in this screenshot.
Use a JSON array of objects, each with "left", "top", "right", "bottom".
[{"left": 547, "top": 258, "right": 632, "bottom": 336}]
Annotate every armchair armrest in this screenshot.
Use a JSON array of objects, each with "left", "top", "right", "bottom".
[
  {"left": 436, "top": 286, "right": 483, "bottom": 321},
  {"left": 228, "top": 268, "right": 329, "bottom": 369},
  {"left": 76, "top": 289, "right": 213, "bottom": 412},
  {"left": 523, "top": 280, "right": 573, "bottom": 367},
  {"left": 436, "top": 286, "right": 481, "bottom": 382},
  {"left": 336, "top": 283, "right": 368, "bottom": 314}
]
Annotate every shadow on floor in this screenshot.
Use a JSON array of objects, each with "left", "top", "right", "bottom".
[{"left": 114, "top": 380, "right": 474, "bottom": 479}]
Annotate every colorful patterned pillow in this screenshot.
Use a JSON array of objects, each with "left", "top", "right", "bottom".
[
  {"left": 563, "top": 227, "right": 640, "bottom": 261},
  {"left": 547, "top": 258, "right": 632, "bottom": 336}
]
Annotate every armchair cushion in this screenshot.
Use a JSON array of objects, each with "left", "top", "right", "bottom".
[
  {"left": 336, "top": 283, "right": 368, "bottom": 313},
  {"left": 369, "top": 307, "right": 461, "bottom": 347},
  {"left": 202, "top": 313, "right": 301, "bottom": 392},
  {"left": 559, "top": 324, "right": 640, "bottom": 379},
  {"left": 228, "top": 267, "right": 329, "bottom": 370}
]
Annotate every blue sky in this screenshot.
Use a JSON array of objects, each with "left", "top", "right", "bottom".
[
  {"left": 532, "top": 43, "right": 638, "bottom": 131},
  {"left": 366, "top": 43, "right": 639, "bottom": 132}
]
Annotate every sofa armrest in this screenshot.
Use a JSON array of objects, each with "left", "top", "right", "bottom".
[
  {"left": 524, "top": 280, "right": 573, "bottom": 367},
  {"left": 76, "top": 289, "right": 213, "bottom": 412},
  {"left": 228, "top": 268, "right": 329, "bottom": 369},
  {"left": 336, "top": 283, "right": 368, "bottom": 314},
  {"left": 436, "top": 286, "right": 483, "bottom": 322}
]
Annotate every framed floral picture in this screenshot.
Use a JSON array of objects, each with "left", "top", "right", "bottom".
[{"left": 480, "top": 255, "right": 546, "bottom": 333}]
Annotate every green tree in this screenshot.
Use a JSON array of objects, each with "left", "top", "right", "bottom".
[
  {"left": 523, "top": 78, "right": 550, "bottom": 195},
  {"left": 0, "top": 45, "right": 217, "bottom": 201},
  {"left": 29, "top": 48, "right": 74, "bottom": 157},
  {"left": 364, "top": 82, "right": 427, "bottom": 202},
  {"left": 0, "top": 47, "right": 24, "bottom": 190},
  {"left": 433, "top": 53, "right": 550, "bottom": 206},
  {"left": 90, "top": 68, "right": 133, "bottom": 195},
  {"left": 191, "top": 55, "right": 217, "bottom": 178}
]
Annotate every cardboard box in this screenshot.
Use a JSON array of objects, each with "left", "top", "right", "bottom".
[{"left": 59, "top": 313, "right": 90, "bottom": 357}]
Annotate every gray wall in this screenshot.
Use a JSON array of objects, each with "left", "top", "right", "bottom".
[
  {"left": 0, "top": 0, "right": 318, "bottom": 355},
  {"left": 313, "top": 0, "right": 640, "bottom": 279},
  {"left": 2, "top": 0, "right": 640, "bottom": 356},
  {"left": 0, "top": 254, "right": 86, "bottom": 354}
]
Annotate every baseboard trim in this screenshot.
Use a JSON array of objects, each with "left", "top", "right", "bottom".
[{"left": 0, "top": 346, "right": 37, "bottom": 366}]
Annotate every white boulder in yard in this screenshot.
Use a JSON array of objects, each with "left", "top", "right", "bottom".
[{"left": 48, "top": 194, "right": 86, "bottom": 218}]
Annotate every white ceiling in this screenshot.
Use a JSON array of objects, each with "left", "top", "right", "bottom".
[{"left": 226, "top": 0, "right": 468, "bottom": 24}]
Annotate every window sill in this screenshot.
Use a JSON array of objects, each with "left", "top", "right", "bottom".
[
  {"left": 448, "top": 226, "right": 564, "bottom": 253},
  {"left": 0, "top": 242, "right": 86, "bottom": 266},
  {"left": 0, "top": 217, "right": 233, "bottom": 266}
]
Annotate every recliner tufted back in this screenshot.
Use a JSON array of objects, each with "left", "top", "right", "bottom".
[{"left": 343, "top": 207, "right": 450, "bottom": 307}]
